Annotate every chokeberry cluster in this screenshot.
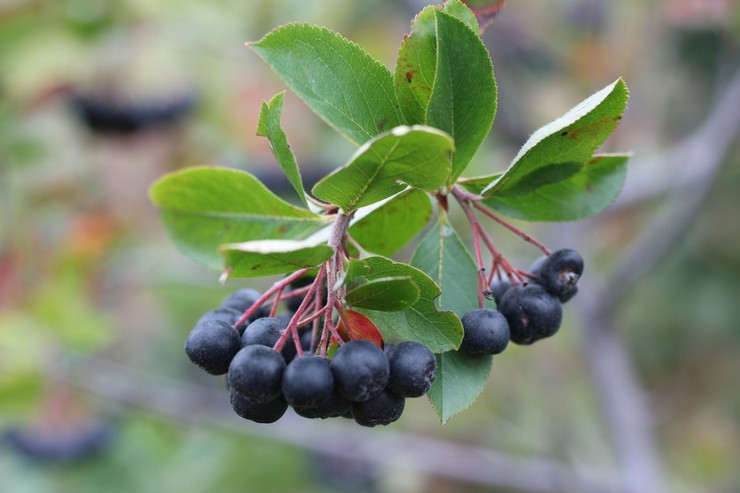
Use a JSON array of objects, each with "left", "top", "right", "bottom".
[
  {"left": 458, "top": 248, "right": 584, "bottom": 352},
  {"left": 184, "top": 282, "right": 437, "bottom": 427}
]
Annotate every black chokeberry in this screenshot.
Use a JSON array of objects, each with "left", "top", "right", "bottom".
[
  {"left": 229, "top": 389, "right": 288, "bottom": 424},
  {"left": 228, "top": 345, "right": 285, "bottom": 403},
  {"left": 242, "top": 316, "right": 296, "bottom": 362},
  {"left": 282, "top": 355, "right": 334, "bottom": 408},
  {"left": 498, "top": 284, "right": 562, "bottom": 345},
  {"left": 489, "top": 276, "right": 512, "bottom": 305},
  {"left": 460, "top": 309, "right": 510, "bottom": 355},
  {"left": 293, "top": 390, "right": 351, "bottom": 419},
  {"left": 538, "top": 249, "right": 584, "bottom": 296},
  {"left": 386, "top": 341, "right": 437, "bottom": 397},
  {"left": 185, "top": 319, "right": 242, "bottom": 375},
  {"left": 220, "top": 288, "right": 268, "bottom": 321},
  {"left": 197, "top": 307, "right": 246, "bottom": 334},
  {"left": 331, "top": 340, "right": 389, "bottom": 402},
  {"left": 350, "top": 389, "right": 405, "bottom": 427}
]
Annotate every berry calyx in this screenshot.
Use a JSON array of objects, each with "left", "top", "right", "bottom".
[
  {"left": 498, "top": 284, "right": 562, "bottom": 345},
  {"left": 185, "top": 320, "right": 242, "bottom": 375},
  {"left": 538, "top": 249, "right": 584, "bottom": 296},
  {"left": 460, "top": 309, "right": 510, "bottom": 354},
  {"left": 330, "top": 340, "right": 389, "bottom": 402},
  {"left": 350, "top": 389, "right": 405, "bottom": 427},
  {"left": 386, "top": 342, "right": 437, "bottom": 397},
  {"left": 227, "top": 345, "right": 286, "bottom": 403}
]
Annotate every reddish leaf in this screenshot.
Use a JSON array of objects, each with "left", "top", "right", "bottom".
[{"left": 336, "top": 309, "right": 384, "bottom": 348}]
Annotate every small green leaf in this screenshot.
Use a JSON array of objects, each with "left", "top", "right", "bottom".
[
  {"left": 250, "top": 24, "right": 405, "bottom": 145},
  {"left": 428, "top": 350, "right": 492, "bottom": 424},
  {"left": 312, "top": 125, "right": 453, "bottom": 212},
  {"left": 411, "top": 213, "right": 496, "bottom": 317},
  {"left": 221, "top": 239, "right": 333, "bottom": 278},
  {"left": 426, "top": 8, "right": 497, "bottom": 183},
  {"left": 256, "top": 92, "right": 307, "bottom": 206},
  {"left": 349, "top": 257, "right": 463, "bottom": 353},
  {"left": 482, "top": 79, "right": 629, "bottom": 197},
  {"left": 483, "top": 154, "right": 631, "bottom": 221},
  {"left": 150, "top": 167, "right": 329, "bottom": 270},
  {"left": 394, "top": 6, "right": 438, "bottom": 124},
  {"left": 443, "top": 0, "right": 480, "bottom": 33},
  {"left": 345, "top": 276, "right": 420, "bottom": 311},
  {"left": 349, "top": 188, "right": 433, "bottom": 256},
  {"left": 457, "top": 173, "right": 502, "bottom": 194}
]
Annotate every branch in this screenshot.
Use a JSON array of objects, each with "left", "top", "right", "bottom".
[{"left": 55, "top": 355, "right": 624, "bottom": 493}]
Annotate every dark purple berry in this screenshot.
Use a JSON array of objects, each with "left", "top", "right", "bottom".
[
  {"left": 460, "top": 309, "right": 510, "bottom": 354},
  {"left": 185, "top": 320, "right": 242, "bottom": 375},
  {"left": 241, "top": 316, "right": 296, "bottom": 362},
  {"left": 498, "top": 284, "right": 562, "bottom": 345},
  {"left": 220, "top": 288, "right": 268, "bottom": 322},
  {"left": 386, "top": 341, "right": 437, "bottom": 397},
  {"left": 350, "top": 389, "right": 405, "bottom": 427},
  {"left": 227, "top": 345, "right": 285, "bottom": 403},
  {"left": 539, "top": 249, "right": 584, "bottom": 296},
  {"left": 282, "top": 356, "right": 334, "bottom": 408},
  {"left": 489, "top": 276, "right": 513, "bottom": 305},
  {"left": 197, "top": 307, "right": 246, "bottom": 334},
  {"left": 229, "top": 389, "right": 288, "bottom": 424},
  {"left": 331, "top": 340, "right": 389, "bottom": 402},
  {"left": 293, "top": 390, "right": 351, "bottom": 419}
]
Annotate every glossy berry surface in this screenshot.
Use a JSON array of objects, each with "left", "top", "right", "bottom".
[
  {"left": 351, "top": 389, "right": 405, "bottom": 427},
  {"left": 228, "top": 345, "right": 286, "bottom": 403},
  {"left": 282, "top": 356, "right": 334, "bottom": 408},
  {"left": 460, "top": 309, "right": 510, "bottom": 355},
  {"left": 539, "top": 249, "right": 584, "bottom": 296},
  {"left": 498, "top": 284, "right": 562, "bottom": 345},
  {"left": 221, "top": 288, "right": 268, "bottom": 321},
  {"left": 229, "top": 389, "right": 288, "bottom": 424},
  {"left": 331, "top": 340, "right": 389, "bottom": 402},
  {"left": 185, "top": 320, "right": 242, "bottom": 375},
  {"left": 386, "top": 342, "right": 437, "bottom": 397}
]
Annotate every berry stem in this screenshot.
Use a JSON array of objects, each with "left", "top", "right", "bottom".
[
  {"left": 452, "top": 187, "right": 493, "bottom": 305},
  {"left": 471, "top": 202, "right": 552, "bottom": 256},
  {"left": 234, "top": 267, "right": 311, "bottom": 329},
  {"left": 274, "top": 264, "right": 327, "bottom": 352}
]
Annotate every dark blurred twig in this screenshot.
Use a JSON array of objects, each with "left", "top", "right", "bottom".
[
  {"left": 56, "top": 355, "right": 623, "bottom": 493},
  {"left": 575, "top": 68, "right": 740, "bottom": 493}
]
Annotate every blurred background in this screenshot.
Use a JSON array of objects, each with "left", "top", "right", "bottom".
[{"left": 0, "top": 1, "right": 738, "bottom": 492}]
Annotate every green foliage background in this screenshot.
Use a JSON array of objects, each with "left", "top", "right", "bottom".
[{"left": 1, "top": 1, "right": 738, "bottom": 492}]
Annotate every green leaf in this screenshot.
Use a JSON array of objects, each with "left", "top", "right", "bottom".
[
  {"left": 250, "top": 23, "right": 405, "bottom": 145},
  {"left": 256, "top": 92, "right": 307, "bottom": 206},
  {"left": 394, "top": 6, "right": 438, "bottom": 124},
  {"left": 348, "top": 188, "right": 433, "bottom": 256},
  {"left": 411, "top": 213, "right": 495, "bottom": 317},
  {"left": 457, "top": 173, "right": 502, "bottom": 194},
  {"left": 428, "top": 350, "right": 493, "bottom": 424},
  {"left": 345, "top": 276, "right": 420, "bottom": 311},
  {"left": 348, "top": 257, "right": 463, "bottom": 353},
  {"left": 426, "top": 8, "right": 497, "bottom": 183},
  {"left": 443, "top": 0, "right": 480, "bottom": 33},
  {"left": 221, "top": 239, "right": 333, "bottom": 278},
  {"left": 311, "top": 125, "right": 453, "bottom": 212},
  {"left": 483, "top": 154, "right": 631, "bottom": 221},
  {"left": 150, "top": 167, "right": 329, "bottom": 270},
  {"left": 482, "top": 79, "right": 629, "bottom": 197}
]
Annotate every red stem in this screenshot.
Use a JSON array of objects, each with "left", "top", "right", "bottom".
[
  {"left": 234, "top": 268, "right": 311, "bottom": 329},
  {"left": 472, "top": 202, "right": 552, "bottom": 256}
]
